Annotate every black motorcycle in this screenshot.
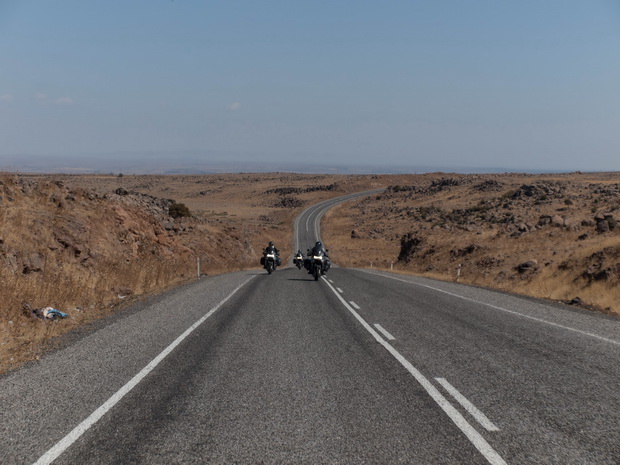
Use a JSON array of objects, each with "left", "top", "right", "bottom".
[
  {"left": 309, "top": 250, "right": 326, "bottom": 281},
  {"left": 261, "top": 252, "right": 278, "bottom": 274},
  {"left": 293, "top": 251, "right": 304, "bottom": 269}
]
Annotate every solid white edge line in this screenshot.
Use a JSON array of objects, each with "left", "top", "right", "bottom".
[
  {"left": 359, "top": 269, "right": 620, "bottom": 346},
  {"left": 373, "top": 324, "right": 396, "bottom": 341},
  {"left": 436, "top": 378, "right": 499, "bottom": 432},
  {"left": 349, "top": 301, "right": 361, "bottom": 310},
  {"left": 321, "top": 276, "right": 507, "bottom": 465},
  {"left": 33, "top": 276, "right": 255, "bottom": 465}
]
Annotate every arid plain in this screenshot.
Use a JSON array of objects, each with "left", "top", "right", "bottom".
[{"left": 1, "top": 171, "right": 619, "bottom": 373}]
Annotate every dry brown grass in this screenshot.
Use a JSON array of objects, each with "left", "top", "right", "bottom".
[
  {"left": 0, "top": 254, "right": 193, "bottom": 370},
  {"left": 322, "top": 172, "right": 620, "bottom": 316}
]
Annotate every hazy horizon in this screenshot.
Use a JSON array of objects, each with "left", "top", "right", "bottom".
[{"left": 0, "top": 151, "right": 601, "bottom": 176}]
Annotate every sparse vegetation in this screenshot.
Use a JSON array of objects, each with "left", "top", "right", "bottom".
[
  {"left": 169, "top": 202, "right": 191, "bottom": 218},
  {"left": 323, "top": 172, "right": 620, "bottom": 317}
]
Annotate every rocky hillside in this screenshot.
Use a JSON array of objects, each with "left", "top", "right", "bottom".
[
  {"left": 0, "top": 172, "right": 383, "bottom": 372},
  {"left": 323, "top": 172, "right": 620, "bottom": 315}
]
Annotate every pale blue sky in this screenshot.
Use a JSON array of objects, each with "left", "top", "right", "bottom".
[{"left": 1, "top": 0, "right": 619, "bottom": 172}]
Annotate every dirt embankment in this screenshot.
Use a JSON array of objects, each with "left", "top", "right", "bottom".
[{"left": 323, "top": 172, "right": 620, "bottom": 316}]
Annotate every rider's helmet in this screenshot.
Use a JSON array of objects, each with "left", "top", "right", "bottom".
[{"left": 269, "top": 241, "right": 274, "bottom": 246}]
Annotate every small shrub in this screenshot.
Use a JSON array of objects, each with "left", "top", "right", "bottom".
[{"left": 169, "top": 202, "right": 191, "bottom": 218}]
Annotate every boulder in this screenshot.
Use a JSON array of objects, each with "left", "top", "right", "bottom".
[
  {"left": 538, "top": 215, "right": 552, "bottom": 226},
  {"left": 596, "top": 220, "right": 610, "bottom": 234},
  {"left": 22, "top": 252, "right": 45, "bottom": 274},
  {"left": 551, "top": 215, "right": 565, "bottom": 227},
  {"left": 516, "top": 260, "right": 538, "bottom": 273},
  {"left": 451, "top": 244, "right": 480, "bottom": 258}
]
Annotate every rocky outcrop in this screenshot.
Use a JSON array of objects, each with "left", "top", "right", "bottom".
[
  {"left": 582, "top": 247, "right": 620, "bottom": 283},
  {"left": 265, "top": 184, "right": 337, "bottom": 195},
  {"left": 511, "top": 182, "right": 565, "bottom": 201},
  {"left": 472, "top": 179, "right": 504, "bottom": 192},
  {"left": 0, "top": 176, "right": 194, "bottom": 279},
  {"left": 273, "top": 197, "right": 304, "bottom": 208},
  {"left": 594, "top": 213, "right": 617, "bottom": 234},
  {"left": 397, "top": 234, "right": 423, "bottom": 263}
]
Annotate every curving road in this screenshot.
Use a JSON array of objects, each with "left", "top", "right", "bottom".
[
  {"left": 292, "top": 188, "right": 384, "bottom": 259},
  {"left": 1, "top": 191, "right": 619, "bottom": 464}
]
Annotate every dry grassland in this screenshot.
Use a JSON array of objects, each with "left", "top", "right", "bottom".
[{"left": 323, "top": 172, "right": 620, "bottom": 315}]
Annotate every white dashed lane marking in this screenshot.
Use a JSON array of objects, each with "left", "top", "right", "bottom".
[
  {"left": 374, "top": 324, "right": 396, "bottom": 341},
  {"left": 436, "top": 378, "right": 499, "bottom": 432}
]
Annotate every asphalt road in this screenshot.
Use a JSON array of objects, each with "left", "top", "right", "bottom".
[{"left": 1, "top": 191, "right": 619, "bottom": 464}]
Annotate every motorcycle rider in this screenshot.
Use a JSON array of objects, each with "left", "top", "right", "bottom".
[
  {"left": 263, "top": 241, "right": 281, "bottom": 267},
  {"left": 265, "top": 241, "right": 279, "bottom": 256},
  {"left": 293, "top": 249, "right": 304, "bottom": 268},
  {"left": 308, "top": 240, "right": 321, "bottom": 255},
  {"left": 306, "top": 241, "right": 330, "bottom": 274}
]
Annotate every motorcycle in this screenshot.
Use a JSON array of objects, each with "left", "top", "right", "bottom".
[
  {"left": 293, "top": 252, "right": 304, "bottom": 269},
  {"left": 309, "top": 250, "right": 326, "bottom": 281},
  {"left": 261, "top": 252, "right": 277, "bottom": 274}
]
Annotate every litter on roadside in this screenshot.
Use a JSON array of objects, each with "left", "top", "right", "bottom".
[
  {"left": 24, "top": 304, "right": 69, "bottom": 320},
  {"left": 41, "top": 307, "right": 69, "bottom": 319}
]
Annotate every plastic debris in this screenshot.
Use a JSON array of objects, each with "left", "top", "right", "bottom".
[
  {"left": 42, "top": 307, "right": 68, "bottom": 319},
  {"left": 24, "top": 304, "right": 69, "bottom": 320}
]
